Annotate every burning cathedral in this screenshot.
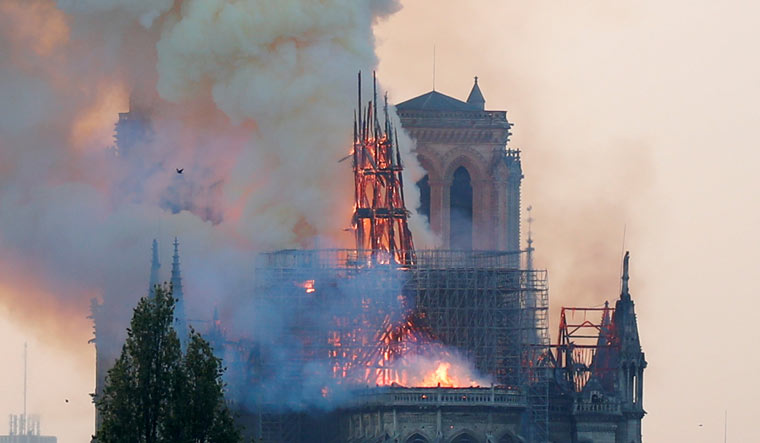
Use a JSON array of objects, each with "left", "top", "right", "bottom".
[{"left": 92, "top": 76, "right": 646, "bottom": 443}]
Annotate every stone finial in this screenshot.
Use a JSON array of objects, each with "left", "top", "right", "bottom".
[{"left": 466, "top": 76, "right": 485, "bottom": 110}]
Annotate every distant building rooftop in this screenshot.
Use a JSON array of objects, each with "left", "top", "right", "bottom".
[
  {"left": 397, "top": 77, "right": 488, "bottom": 112},
  {"left": 0, "top": 436, "right": 57, "bottom": 443},
  {"left": 396, "top": 90, "right": 481, "bottom": 112}
]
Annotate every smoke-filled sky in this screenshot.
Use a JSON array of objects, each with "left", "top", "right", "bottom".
[{"left": 0, "top": 1, "right": 757, "bottom": 442}]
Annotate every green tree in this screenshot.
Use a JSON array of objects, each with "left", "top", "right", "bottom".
[
  {"left": 181, "top": 330, "right": 240, "bottom": 443},
  {"left": 95, "top": 285, "right": 240, "bottom": 443}
]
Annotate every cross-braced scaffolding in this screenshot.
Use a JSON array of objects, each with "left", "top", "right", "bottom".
[
  {"left": 555, "top": 304, "right": 619, "bottom": 394},
  {"left": 247, "top": 248, "right": 548, "bottom": 441},
  {"left": 519, "top": 270, "right": 551, "bottom": 443}
]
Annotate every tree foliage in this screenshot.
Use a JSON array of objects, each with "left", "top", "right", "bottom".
[{"left": 95, "top": 285, "right": 241, "bottom": 443}]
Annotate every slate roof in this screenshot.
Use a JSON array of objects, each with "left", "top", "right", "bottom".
[{"left": 396, "top": 90, "right": 481, "bottom": 112}]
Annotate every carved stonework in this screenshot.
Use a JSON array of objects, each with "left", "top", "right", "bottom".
[{"left": 397, "top": 86, "right": 521, "bottom": 251}]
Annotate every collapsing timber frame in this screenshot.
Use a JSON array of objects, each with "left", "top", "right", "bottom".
[{"left": 352, "top": 72, "right": 415, "bottom": 267}]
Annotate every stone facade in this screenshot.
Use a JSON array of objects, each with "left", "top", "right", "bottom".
[
  {"left": 396, "top": 79, "right": 522, "bottom": 252},
  {"left": 337, "top": 388, "right": 523, "bottom": 443}
]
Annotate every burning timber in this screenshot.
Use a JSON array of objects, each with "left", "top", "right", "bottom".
[{"left": 252, "top": 248, "right": 547, "bottom": 388}]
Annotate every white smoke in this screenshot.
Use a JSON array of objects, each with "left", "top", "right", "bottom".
[
  {"left": 0, "top": 0, "right": 437, "bottom": 358},
  {"left": 57, "top": 0, "right": 173, "bottom": 27},
  {"left": 0, "top": 2, "right": 439, "bottom": 439}
]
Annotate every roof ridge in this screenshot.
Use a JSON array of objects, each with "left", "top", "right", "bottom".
[{"left": 396, "top": 90, "right": 480, "bottom": 112}]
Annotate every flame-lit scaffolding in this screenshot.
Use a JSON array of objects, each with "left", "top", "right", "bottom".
[
  {"left": 246, "top": 248, "right": 548, "bottom": 441},
  {"left": 249, "top": 249, "right": 547, "bottom": 386},
  {"left": 352, "top": 72, "right": 415, "bottom": 266},
  {"left": 554, "top": 303, "right": 619, "bottom": 393}
]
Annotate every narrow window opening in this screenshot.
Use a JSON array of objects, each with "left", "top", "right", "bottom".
[
  {"left": 416, "top": 174, "right": 430, "bottom": 224},
  {"left": 450, "top": 167, "right": 473, "bottom": 250}
]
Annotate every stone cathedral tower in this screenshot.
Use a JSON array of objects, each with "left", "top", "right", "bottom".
[{"left": 397, "top": 78, "right": 522, "bottom": 252}]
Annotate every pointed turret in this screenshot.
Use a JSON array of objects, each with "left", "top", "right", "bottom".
[
  {"left": 466, "top": 76, "right": 485, "bottom": 110},
  {"left": 148, "top": 239, "right": 161, "bottom": 297},
  {"left": 611, "top": 251, "right": 646, "bottom": 441},
  {"left": 615, "top": 252, "right": 640, "bottom": 352},
  {"left": 171, "top": 237, "right": 188, "bottom": 350},
  {"left": 598, "top": 302, "right": 613, "bottom": 355},
  {"left": 588, "top": 301, "right": 618, "bottom": 392}
]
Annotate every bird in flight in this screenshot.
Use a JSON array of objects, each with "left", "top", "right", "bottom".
[{"left": 176, "top": 168, "right": 184, "bottom": 174}]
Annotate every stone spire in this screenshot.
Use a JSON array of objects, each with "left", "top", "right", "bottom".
[
  {"left": 466, "top": 76, "right": 485, "bottom": 110},
  {"left": 612, "top": 250, "right": 646, "bottom": 435},
  {"left": 587, "top": 301, "right": 618, "bottom": 392},
  {"left": 171, "top": 237, "right": 188, "bottom": 350},
  {"left": 614, "top": 251, "right": 640, "bottom": 352},
  {"left": 148, "top": 239, "right": 161, "bottom": 297}
]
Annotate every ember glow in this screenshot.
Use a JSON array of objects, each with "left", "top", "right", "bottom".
[
  {"left": 299, "top": 279, "right": 316, "bottom": 294},
  {"left": 423, "top": 362, "right": 455, "bottom": 387},
  {"left": 379, "top": 353, "right": 490, "bottom": 388},
  {"left": 332, "top": 307, "right": 490, "bottom": 389}
]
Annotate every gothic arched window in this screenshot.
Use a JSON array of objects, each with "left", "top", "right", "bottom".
[
  {"left": 406, "top": 433, "right": 429, "bottom": 443},
  {"left": 451, "top": 432, "right": 478, "bottom": 443},
  {"left": 450, "top": 166, "right": 473, "bottom": 250}
]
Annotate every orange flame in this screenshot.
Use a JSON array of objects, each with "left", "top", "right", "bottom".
[
  {"left": 371, "top": 357, "right": 486, "bottom": 389},
  {"left": 421, "top": 362, "right": 456, "bottom": 387},
  {"left": 298, "top": 279, "right": 316, "bottom": 294}
]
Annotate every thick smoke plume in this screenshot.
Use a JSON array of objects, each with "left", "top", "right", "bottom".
[
  {"left": 0, "top": 0, "right": 439, "bottom": 412},
  {"left": 217, "top": 266, "right": 489, "bottom": 411}
]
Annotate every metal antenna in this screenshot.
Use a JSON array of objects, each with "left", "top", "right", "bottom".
[
  {"left": 621, "top": 224, "right": 627, "bottom": 260},
  {"left": 432, "top": 44, "right": 436, "bottom": 91},
  {"left": 526, "top": 205, "right": 534, "bottom": 271}
]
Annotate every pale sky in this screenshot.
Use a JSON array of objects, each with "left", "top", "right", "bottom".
[{"left": 2, "top": 1, "right": 759, "bottom": 442}]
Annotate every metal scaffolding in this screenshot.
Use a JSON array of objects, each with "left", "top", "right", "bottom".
[
  {"left": 555, "top": 304, "right": 619, "bottom": 394},
  {"left": 252, "top": 249, "right": 546, "bottom": 381},
  {"left": 247, "top": 248, "right": 548, "bottom": 442},
  {"left": 520, "top": 271, "right": 551, "bottom": 443}
]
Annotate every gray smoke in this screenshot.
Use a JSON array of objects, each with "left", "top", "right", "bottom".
[{"left": 0, "top": 0, "right": 442, "bottom": 413}]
